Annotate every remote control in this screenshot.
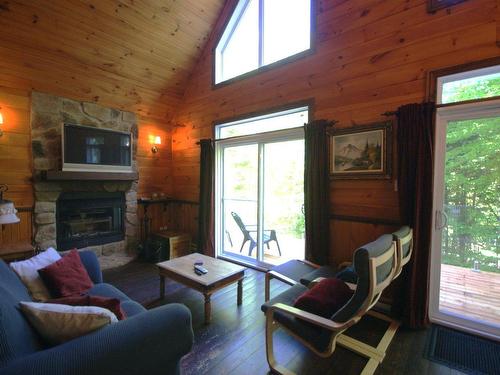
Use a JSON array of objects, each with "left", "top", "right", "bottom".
[
  {"left": 194, "top": 261, "right": 203, "bottom": 266},
  {"left": 194, "top": 268, "right": 204, "bottom": 275},
  {"left": 194, "top": 265, "right": 208, "bottom": 274}
]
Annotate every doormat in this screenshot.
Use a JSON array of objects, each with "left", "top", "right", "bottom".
[{"left": 424, "top": 324, "right": 500, "bottom": 375}]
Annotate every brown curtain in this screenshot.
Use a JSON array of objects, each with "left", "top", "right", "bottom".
[
  {"left": 198, "top": 139, "right": 215, "bottom": 257},
  {"left": 396, "top": 102, "right": 435, "bottom": 329},
  {"left": 304, "top": 119, "right": 331, "bottom": 265}
]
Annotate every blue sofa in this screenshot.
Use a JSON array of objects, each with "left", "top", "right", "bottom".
[{"left": 0, "top": 251, "right": 194, "bottom": 375}]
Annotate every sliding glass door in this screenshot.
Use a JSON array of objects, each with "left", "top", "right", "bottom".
[
  {"left": 215, "top": 106, "right": 308, "bottom": 267},
  {"left": 430, "top": 65, "right": 500, "bottom": 340}
]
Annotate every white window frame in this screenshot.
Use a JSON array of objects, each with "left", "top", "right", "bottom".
[
  {"left": 430, "top": 63, "right": 500, "bottom": 341},
  {"left": 215, "top": 0, "right": 313, "bottom": 85},
  {"left": 437, "top": 64, "right": 500, "bottom": 105},
  {"left": 214, "top": 106, "right": 309, "bottom": 268}
]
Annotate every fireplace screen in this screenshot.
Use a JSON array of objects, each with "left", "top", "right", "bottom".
[{"left": 56, "top": 192, "right": 125, "bottom": 250}]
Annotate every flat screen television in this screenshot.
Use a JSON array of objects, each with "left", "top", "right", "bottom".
[{"left": 62, "top": 124, "right": 132, "bottom": 173}]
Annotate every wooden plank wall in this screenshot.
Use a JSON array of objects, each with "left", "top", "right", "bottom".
[
  {"left": 137, "top": 202, "right": 199, "bottom": 244},
  {"left": 171, "top": 0, "right": 500, "bottom": 265},
  {"left": 0, "top": 87, "right": 33, "bottom": 249}
]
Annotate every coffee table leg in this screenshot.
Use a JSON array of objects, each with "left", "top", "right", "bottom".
[
  {"left": 204, "top": 293, "right": 211, "bottom": 324},
  {"left": 237, "top": 279, "right": 243, "bottom": 305},
  {"left": 159, "top": 275, "right": 165, "bottom": 299}
]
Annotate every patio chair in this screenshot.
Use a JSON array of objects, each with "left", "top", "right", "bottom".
[
  {"left": 261, "top": 234, "right": 399, "bottom": 375},
  {"left": 231, "top": 211, "right": 281, "bottom": 257}
]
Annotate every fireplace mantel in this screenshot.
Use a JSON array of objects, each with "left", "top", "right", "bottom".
[{"left": 43, "top": 171, "right": 139, "bottom": 181}]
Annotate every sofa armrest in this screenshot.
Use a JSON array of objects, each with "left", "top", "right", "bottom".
[
  {"left": 0, "top": 303, "right": 193, "bottom": 375},
  {"left": 78, "top": 250, "right": 103, "bottom": 284}
]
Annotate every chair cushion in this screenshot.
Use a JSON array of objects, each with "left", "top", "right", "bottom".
[
  {"left": 335, "top": 265, "right": 358, "bottom": 284},
  {"left": 393, "top": 226, "right": 412, "bottom": 257},
  {"left": 299, "top": 265, "right": 337, "bottom": 286},
  {"left": 261, "top": 284, "right": 333, "bottom": 352},
  {"left": 0, "top": 286, "right": 41, "bottom": 367},
  {"left": 294, "top": 278, "right": 353, "bottom": 318},
  {"left": 19, "top": 301, "right": 117, "bottom": 346},
  {"left": 38, "top": 249, "right": 94, "bottom": 298},
  {"left": 47, "top": 295, "right": 126, "bottom": 320},
  {"left": 270, "top": 260, "right": 317, "bottom": 283},
  {"left": 9, "top": 248, "right": 61, "bottom": 301},
  {"left": 88, "top": 283, "right": 131, "bottom": 302},
  {"left": 332, "top": 234, "right": 394, "bottom": 323}
]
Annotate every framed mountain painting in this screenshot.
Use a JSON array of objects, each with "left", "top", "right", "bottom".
[{"left": 330, "top": 121, "right": 392, "bottom": 179}]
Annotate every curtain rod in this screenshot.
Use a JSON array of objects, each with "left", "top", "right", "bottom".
[
  {"left": 195, "top": 120, "right": 338, "bottom": 145},
  {"left": 382, "top": 110, "right": 398, "bottom": 117}
]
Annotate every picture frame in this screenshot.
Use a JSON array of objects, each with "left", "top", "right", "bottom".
[
  {"left": 329, "top": 121, "right": 392, "bottom": 180},
  {"left": 427, "top": 0, "right": 468, "bottom": 13}
]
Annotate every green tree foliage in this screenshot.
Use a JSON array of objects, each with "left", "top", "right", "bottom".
[{"left": 441, "top": 77, "right": 500, "bottom": 272}]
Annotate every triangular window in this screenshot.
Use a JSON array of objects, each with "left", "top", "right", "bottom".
[{"left": 215, "top": 0, "right": 312, "bottom": 84}]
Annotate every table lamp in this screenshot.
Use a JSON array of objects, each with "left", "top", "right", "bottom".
[{"left": 0, "top": 184, "right": 20, "bottom": 224}]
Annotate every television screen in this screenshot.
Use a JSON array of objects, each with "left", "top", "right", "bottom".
[{"left": 63, "top": 124, "right": 132, "bottom": 172}]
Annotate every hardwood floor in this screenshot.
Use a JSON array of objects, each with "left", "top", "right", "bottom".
[{"left": 104, "top": 261, "right": 464, "bottom": 375}]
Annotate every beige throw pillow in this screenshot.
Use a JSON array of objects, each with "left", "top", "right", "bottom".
[
  {"left": 10, "top": 248, "right": 61, "bottom": 301},
  {"left": 20, "top": 301, "right": 118, "bottom": 345}
]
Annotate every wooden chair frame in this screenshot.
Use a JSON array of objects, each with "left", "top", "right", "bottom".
[
  {"left": 265, "top": 260, "right": 319, "bottom": 301},
  {"left": 265, "top": 242, "right": 399, "bottom": 375}
]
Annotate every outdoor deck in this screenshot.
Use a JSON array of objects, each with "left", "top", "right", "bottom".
[{"left": 440, "top": 264, "right": 500, "bottom": 326}]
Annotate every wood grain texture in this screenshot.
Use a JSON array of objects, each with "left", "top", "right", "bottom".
[
  {"left": 171, "top": 0, "right": 500, "bottom": 262},
  {"left": 0, "top": 0, "right": 224, "bottom": 120},
  {"left": 0, "top": 0, "right": 225, "bottom": 248}
]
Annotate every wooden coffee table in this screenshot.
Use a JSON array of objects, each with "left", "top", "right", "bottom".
[{"left": 157, "top": 253, "right": 246, "bottom": 324}]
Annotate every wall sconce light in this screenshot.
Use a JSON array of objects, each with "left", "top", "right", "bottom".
[
  {"left": 0, "top": 108, "right": 4, "bottom": 137},
  {"left": 0, "top": 184, "right": 20, "bottom": 225},
  {"left": 151, "top": 136, "right": 161, "bottom": 154}
]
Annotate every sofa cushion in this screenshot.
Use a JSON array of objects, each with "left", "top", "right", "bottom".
[
  {"left": 78, "top": 250, "right": 103, "bottom": 284},
  {"left": 48, "top": 295, "right": 126, "bottom": 320},
  {"left": 121, "top": 300, "right": 147, "bottom": 317},
  {"left": 0, "top": 259, "right": 32, "bottom": 302},
  {"left": 20, "top": 301, "right": 118, "bottom": 346},
  {"left": 294, "top": 278, "right": 353, "bottom": 318},
  {"left": 88, "top": 283, "right": 131, "bottom": 302},
  {"left": 0, "top": 286, "right": 41, "bottom": 367},
  {"left": 9, "top": 248, "right": 61, "bottom": 301},
  {"left": 38, "top": 249, "right": 94, "bottom": 298}
]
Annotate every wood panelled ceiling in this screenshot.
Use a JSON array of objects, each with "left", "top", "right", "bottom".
[{"left": 0, "top": 0, "right": 225, "bottom": 121}]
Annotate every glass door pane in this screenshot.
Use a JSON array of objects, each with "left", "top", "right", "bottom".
[
  {"left": 262, "top": 140, "right": 305, "bottom": 265},
  {"left": 439, "top": 115, "right": 500, "bottom": 328},
  {"left": 221, "top": 144, "right": 259, "bottom": 261}
]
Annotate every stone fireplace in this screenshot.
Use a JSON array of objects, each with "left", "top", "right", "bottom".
[{"left": 31, "top": 92, "right": 139, "bottom": 258}]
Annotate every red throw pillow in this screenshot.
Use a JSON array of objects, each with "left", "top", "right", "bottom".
[
  {"left": 38, "top": 249, "right": 93, "bottom": 298},
  {"left": 294, "top": 278, "right": 353, "bottom": 318},
  {"left": 48, "top": 295, "right": 126, "bottom": 320}
]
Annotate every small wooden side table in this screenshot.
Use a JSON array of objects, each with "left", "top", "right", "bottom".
[
  {"left": 157, "top": 253, "right": 246, "bottom": 324},
  {"left": 0, "top": 242, "right": 36, "bottom": 262},
  {"left": 151, "top": 230, "right": 191, "bottom": 260}
]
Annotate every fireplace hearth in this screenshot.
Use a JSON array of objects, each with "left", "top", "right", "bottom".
[{"left": 56, "top": 192, "right": 125, "bottom": 251}]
